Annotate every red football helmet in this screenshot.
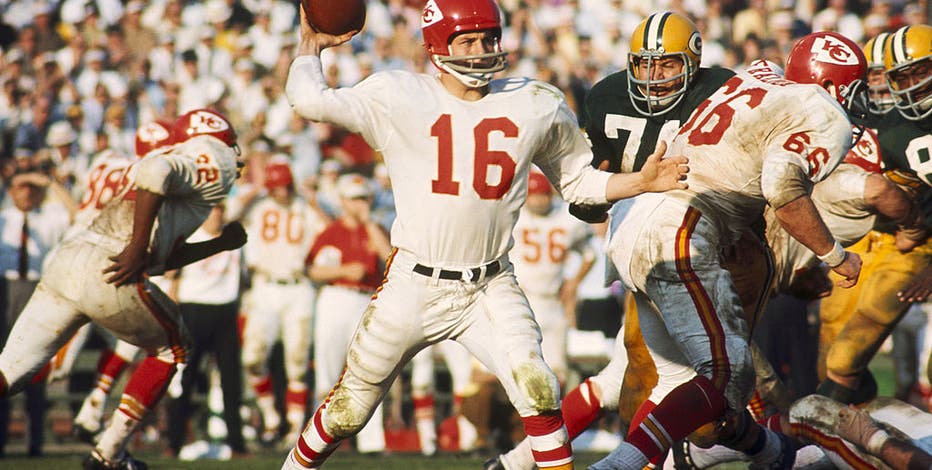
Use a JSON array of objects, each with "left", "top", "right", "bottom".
[
  {"left": 421, "top": 0, "right": 507, "bottom": 88},
  {"left": 785, "top": 31, "right": 869, "bottom": 117},
  {"left": 134, "top": 120, "right": 174, "bottom": 158},
  {"left": 527, "top": 171, "right": 553, "bottom": 196},
  {"left": 264, "top": 161, "right": 294, "bottom": 191},
  {"left": 172, "top": 108, "right": 239, "bottom": 154},
  {"left": 842, "top": 127, "right": 883, "bottom": 174}
]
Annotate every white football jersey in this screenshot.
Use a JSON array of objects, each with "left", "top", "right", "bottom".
[
  {"left": 86, "top": 135, "right": 240, "bottom": 275},
  {"left": 511, "top": 205, "right": 594, "bottom": 296},
  {"left": 243, "top": 195, "right": 326, "bottom": 281},
  {"left": 287, "top": 56, "right": 610, "bottom": 268},
  {"left": 664, "top": 70, "right": 853, "bottom": 244},
  {"left": 767, "top": 163, "right": 875, "bottom": 290},
  {"left": 68, "top": 149, "right": 136, "bottom": 236}
]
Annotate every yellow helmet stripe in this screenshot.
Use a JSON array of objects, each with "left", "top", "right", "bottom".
[
  {"left": 891, "top": 26, "right": 910, "bottom": 64},
  {"left": 644, "top": 12, "right": 671, "bottom": 51}
]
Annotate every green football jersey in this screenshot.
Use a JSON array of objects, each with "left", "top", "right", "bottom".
[{"left": 584, "top": 67, "right": 735, "bottom": 173}]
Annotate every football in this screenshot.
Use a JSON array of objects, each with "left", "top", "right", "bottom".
[{"left": 301, "top": 0, "right": 367, "bottom": 36}]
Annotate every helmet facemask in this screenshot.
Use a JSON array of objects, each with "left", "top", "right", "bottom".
[
  {"left": 885, "top": 56, "right": 932, "bottom": 121},
  {"left": 432, "top": 31, "right": 507, "bottom": 88},
  {"left": 837, "top": 78, "right": 871, "bottom": 121},
  {"left": 627, "top": 51, "right": 695, "bottom": 116}
]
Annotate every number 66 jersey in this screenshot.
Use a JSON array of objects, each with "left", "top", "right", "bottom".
[
  {"left": 286, "top": 56, "right": 611, "bottom": 269},
  {"left": 611, "top": 64, "right": 852, "bottom": 292}
]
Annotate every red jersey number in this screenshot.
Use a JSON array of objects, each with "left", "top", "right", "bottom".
[
  {"left": 679, "top": 77, "right": 767, "bottom": 146},
  {"left": 81, "top": 164, "right": 128, "bottom": 210},
  {"left": 431, "top": 114, "right": 518, "bottom": 200}
]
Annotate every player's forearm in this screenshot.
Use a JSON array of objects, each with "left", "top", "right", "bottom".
[
  {"left": 128, "top": 189, "right": 163, "bottom": 252},
  {"left": 604, "top": 171, "right": 650, "bottom": 202},
  {"left": 876, "top": 436, "right": 932, "bottom": 470},
  {"left": 163, "top": 239, "right": 226, "bottom": 272},
  {"left": 865, "top": 174, "right": 915, "bottom": 225},
  {"left": 774, "top": 195, "right": 837, "bottom": 260}
]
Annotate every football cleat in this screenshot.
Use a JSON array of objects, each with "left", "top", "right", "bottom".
[
  {"left": 82, "top": 449, "right": 148, "bottom": 470},
  {"left": 482, "top": 455, "right": 506, "bottom": 470}
]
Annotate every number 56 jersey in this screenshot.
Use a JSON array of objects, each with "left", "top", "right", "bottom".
[
  {"left": 665, "top": 68, "right": 853, "bottom": 245},
  {"left": 286, "top": 56, "right": 611, "bottom": 268}
]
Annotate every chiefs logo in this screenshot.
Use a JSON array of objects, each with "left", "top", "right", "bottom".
[
  {"left": 137, "top": 122, "right": 170, "bottom": 144},
  {"left": 810, "top": 36, "right": 860, "bottom": 66},
  {"left": 844, "top": 128, "right": 882, "bottom": 173},
  {"left": 189, "top": 110, "right": 229, "bottom": 134},
  {"left": 422, "top": 0, "right": 444, "bottom": 27}
]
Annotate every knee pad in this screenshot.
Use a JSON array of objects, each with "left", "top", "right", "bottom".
[{"left": 513, "top": 362, "right": 560, "bottom": 414}]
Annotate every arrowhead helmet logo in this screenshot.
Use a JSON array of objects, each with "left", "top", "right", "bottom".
[
  {"left": 422, "top": 0, "right": 444, "bottom": 28},
  {"left": 189, "top": 110, "right": 230, "bottom": 134},
  {"left": 137, "top": 122, "right": 170, "bottom": 144},
  {"left": 810, "top": 36, "right": 860, "bottom": 66}
]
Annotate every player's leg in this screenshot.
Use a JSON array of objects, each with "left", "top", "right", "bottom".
[
  {"left": 410, "top": 345, "right": 437, "bottom": 455},
  {"left": 280, "top": 283, "right": 315, "bottom": 445},
  {"left": 284, "top": 258, "right": 427, "bottom": 469},
  {"left": 241, "top": 283, "right": 283, "bottom": 440},
  {"left": 788, "top": 394, "right": 887, "bottom": 469},
  {"left": 48, "top": 322, "right": 92, "bottom": 382},
  {"left": 80, "top": 279, "right": 187, "bottom": 467},
  {"left": 0, "top": 282, "right": 88, "bottom": 395},
  {"left": 74, "top": 337, "right": 142, "bottom": 440},
  {"left": 438, "top": 340, "right": 480, "bottom": 452},
  {"left": 822, "top": 237, "right": 932, "bottom": 404},
  {"left": 458, "top": 271, "right": 573, "bottom": 470},
  {"left": 527, "top": 293, "right": 569, "bottom": 386}
]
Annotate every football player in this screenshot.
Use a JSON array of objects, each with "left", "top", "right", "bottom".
[
  {"left": 590, "top": 31, "right": 865, "bottom": 470},
  {"left": 280, "top": 0, "right": 689, "bottom": 469},
  {"left": 0, "top": 109, "right": 244, "bottom": 469},
  {"left": 818, "top": 24, "right": 932, "bottom": 406}
]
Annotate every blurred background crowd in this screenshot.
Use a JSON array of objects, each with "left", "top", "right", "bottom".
[{"left": 0, "top": 0, "right": 929, "bottom": 462}]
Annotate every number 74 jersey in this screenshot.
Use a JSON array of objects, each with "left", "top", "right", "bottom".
[
  {"left": 286, "top": 58, "right": 611, "bottom": 267},
  {"left": 665, "top": 71, "right": 853, "bottom": 243}
]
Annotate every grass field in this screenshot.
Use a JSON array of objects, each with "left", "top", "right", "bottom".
[
  {"left": 0, "top": 353, "right": 898, "bottom": 469},
  {"left": 0, "top": 450, "right": 612, "bottom": 469}
]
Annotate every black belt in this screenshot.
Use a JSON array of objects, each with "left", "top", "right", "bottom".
[{"left": 413, "top": 260, "right": 501, "bottom": 282}]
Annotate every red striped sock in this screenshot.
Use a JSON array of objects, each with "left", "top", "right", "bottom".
[
  {"left": 292, "top": 406, "right": 342, "bottom": 468},
  {"left": 627, "top": 376, "right": 727, "bottom": 462},
  {"left": 522, "top": 411, "right": 573, "bottom": 468},
  {"left": 118, "top": 357, "right": 176, "bottom": 420}
]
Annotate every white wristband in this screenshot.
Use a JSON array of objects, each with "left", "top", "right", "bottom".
[
  {"left": 817, "top": 241, "right": 847, "bottom": 268},
  {"left": 866, "top": 429, "right": 890, "bottom": 454}
]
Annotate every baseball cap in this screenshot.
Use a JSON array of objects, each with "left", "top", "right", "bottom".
[
  {"left": 46, "top": 121, "right": 77, "bottom": 147},
  {"left": 337, "top": 174, "right": 373, "bottom": 199}
]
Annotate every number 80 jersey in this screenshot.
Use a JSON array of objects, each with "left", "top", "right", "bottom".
[{"left": 287, "top": 57, "right": 612, "bottom": 268}]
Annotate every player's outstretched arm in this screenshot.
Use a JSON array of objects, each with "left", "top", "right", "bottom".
[
  {"left": 295, "top": 5, "right": 358, "bottom": 58},
  {"left": 604, "top": 141, "right": 689, "bottom": 202},
  {"left": 104, "top": 189, "right": 163, "bottom": 286},
  {"left": 773, "top": 195, "right": 861, "bottom": 288},
  {"left": 163, "top": 221, "right": 248, "bottom": 272}
]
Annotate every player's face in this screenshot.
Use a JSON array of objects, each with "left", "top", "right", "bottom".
[
  {"left": 635, "top": 56, "right": 686, "bottom": 97},
  {"left": 269, "top": 185, "right": 292, "bottom": 205},
  {"left": 448, "top": 31, "right": 501, "bottom": 69},
  {"left": 888, "top": 57, "right": 932, "bottom": 101},
  {"left": 525, "top": 193, "right": 552, "bottom": 216}
]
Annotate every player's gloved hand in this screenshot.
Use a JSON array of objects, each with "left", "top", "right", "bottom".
[
  {"left": 218, "top": 221, "right": 248, "bottom": 251},
  {"left": 104, "top": 243, "right": 149, "bottom": 286},
  {"left": 898, "top": 263, "right": 932, "bottom": 302},
  {"left": 569, "top": 203, "right": 611, "bottom": 223},
  {"left": 835, "top": 405, "right": 883, "bottom": 450},
  {"left": 831, "top": 251, "right": 861, "bottom": 289}
]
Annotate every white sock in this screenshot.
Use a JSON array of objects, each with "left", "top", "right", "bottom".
[
  {"left": 95, "top": 411, "right": 139, "bottom": 461},
  {"left": 688, "top": 443, "right": 749, "bottom": 467},
  {"left": 500, "top": 438, "right": 533, "bottom": 470}
]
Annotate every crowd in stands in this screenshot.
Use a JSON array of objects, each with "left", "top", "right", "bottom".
[{"left": 0, "top": 0, "right": 928, "bottom": 460}]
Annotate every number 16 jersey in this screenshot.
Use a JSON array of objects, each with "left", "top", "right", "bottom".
[{"left": 287, "top": 56, "right": 612, "bottom": 268}]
